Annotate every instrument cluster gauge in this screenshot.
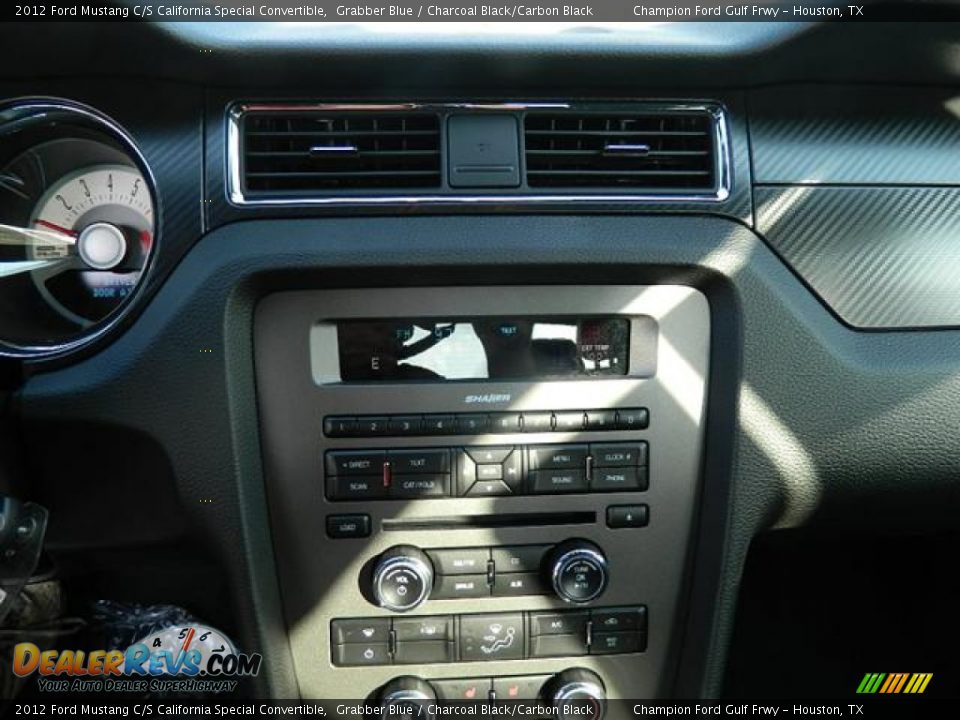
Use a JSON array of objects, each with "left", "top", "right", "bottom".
[{"left": 0, "top": 100, "right": 158, "bottom": 359}]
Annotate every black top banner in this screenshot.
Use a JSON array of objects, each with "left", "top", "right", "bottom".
[
  {"left": 6, "top": 0, "right": 960, "bottom": 22},
  {"left": 3, "top": 699, "right": 960, "bottom": 717}
]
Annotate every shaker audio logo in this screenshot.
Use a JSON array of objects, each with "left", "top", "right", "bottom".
[{"left": 464, "top": 394, "right": 511, "bottom": 404}]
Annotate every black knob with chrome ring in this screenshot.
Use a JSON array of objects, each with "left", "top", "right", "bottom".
[
  {"left": 542, "top": 668, "right": 607, "bottom": 720},
  {"left": 545, "top": 539, "right": 609, "bottom": 603},
  {"left": 377, "top": 676, "right": 436, "bottom": 720},
  {"left": 371, "top": 545, "right": 434, "bottom": 612}
]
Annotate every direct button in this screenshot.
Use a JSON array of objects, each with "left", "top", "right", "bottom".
[
  {"left": 529, "top": 444, "right": 588, "bottom": 470},
  {"left": 325, "top": 450, "right": 386, "bottom": 476},
  {"left": 388, "top": 449, "right": 450, "bottom": 474},
  {"left": 427, "top": 548, "right": 489, "bottom": 576}
]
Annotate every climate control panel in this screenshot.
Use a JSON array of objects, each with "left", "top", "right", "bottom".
[{"left": 333, "top": 607, "right": 646, "bottom": 667}]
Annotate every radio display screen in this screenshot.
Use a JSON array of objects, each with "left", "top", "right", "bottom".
[{"left": 336, "top": 317, "right": 630, "bottom": 382}]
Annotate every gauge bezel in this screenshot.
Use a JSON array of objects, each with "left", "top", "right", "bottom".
[{"left": 0, "top": 97, "right": 160, "bottom": 360}]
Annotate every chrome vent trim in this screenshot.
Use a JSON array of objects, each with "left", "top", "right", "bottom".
[
  {"left": 241, "top": 110, "right": 441, "bottom": 194},
  {"left": 226, "top": 102, "right": 731, "bottom": 207},
  {"left": 524, "top": 110, "right": 717, "bottom": 190}
]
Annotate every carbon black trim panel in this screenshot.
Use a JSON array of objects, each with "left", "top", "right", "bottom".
[
  {"left": 756, "top": 185, "right": 960, "bottom": 329},
  {"left": 750, "top": 85, "right": 960, "bottom": 185}
]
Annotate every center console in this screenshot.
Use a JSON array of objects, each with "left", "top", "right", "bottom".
[{"left": 254, "top": 285, "right": 709, "bottom": 700}]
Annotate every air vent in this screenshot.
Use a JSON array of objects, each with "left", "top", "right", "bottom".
[
  {"left": 524, "top": 110, "right": 717, "bottom": 191},
  {"left": 241, "top": 110, "right": 441, "bottom": 194}
]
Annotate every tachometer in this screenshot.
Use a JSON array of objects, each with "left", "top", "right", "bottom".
[
  {"left": 0, "top": 100, "right": 158, "bottom": 358},
  {"left": 27, "top": 165, "right": 154, "bottom": 326}
]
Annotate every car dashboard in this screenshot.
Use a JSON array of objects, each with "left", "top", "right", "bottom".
[{"left": 1, "top": 18, "right": 959, "bottom": 705}]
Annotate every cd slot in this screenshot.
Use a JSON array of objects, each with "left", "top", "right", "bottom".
[{"left": 382, "top": 511, "right": 596, "bottom": 531}]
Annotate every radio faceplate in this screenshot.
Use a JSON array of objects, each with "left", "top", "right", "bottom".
[{"left": 254, "top": 285, "right": 709, "bottom": 699}]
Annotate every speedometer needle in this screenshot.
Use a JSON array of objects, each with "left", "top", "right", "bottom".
[{"left": 34, "top": 219, "right": 78, "bottom": 236}]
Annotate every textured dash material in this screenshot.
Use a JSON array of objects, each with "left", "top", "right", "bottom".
[
  {"left": 757, "top": 185, "right": 960, "bottom": 328},
  {"left": 751, "top": 86, "right": 960, "bottom": 185}
]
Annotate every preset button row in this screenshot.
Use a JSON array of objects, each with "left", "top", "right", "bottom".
[{"left": 324, "top": 408, "right": 649, "bottom": 438}]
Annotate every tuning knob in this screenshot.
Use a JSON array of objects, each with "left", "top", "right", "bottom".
[
  {"left": 546, "top": 539, "right": 609, "bottom": 603},
  {"left": 378, "top": 676, "right": 436, "bottom": 720},
  {"left": 372, "top": 545, "right": 434, "bottom": 612},
  {"left": 542, "top": 668, "right": 606, "bottom": 720}
]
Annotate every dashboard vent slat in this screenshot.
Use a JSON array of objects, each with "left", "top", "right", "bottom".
[
  {"left": 241, "top": 111, "right": 441, "bottom": 193},
  {"left": 524, "top": 111, "right": 717, "bottom": 191}
]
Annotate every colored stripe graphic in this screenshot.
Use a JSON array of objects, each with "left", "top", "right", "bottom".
[
  {"left": 859, "top": 672, "right": 932, "bottom": 694},
  {"left": 857, "top": 673, "right": 886, "bottom": 694},
  {"left": 892, "top": 673, "right": 910, "bottom": 694}
]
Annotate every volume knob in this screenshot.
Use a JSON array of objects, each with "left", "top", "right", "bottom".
[
  {"left": 546, "top": 539, "right": 608, "bottom": 604},
  {"left": 372, "top": 545, "right": 434, "bottom": 612}
]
